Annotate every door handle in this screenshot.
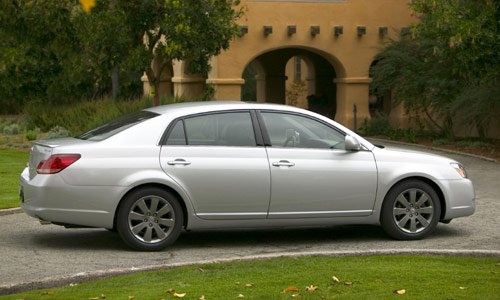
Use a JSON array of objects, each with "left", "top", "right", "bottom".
[
  {"left": 167, "top": 159, "right": 191, "bottom": 166},
  {"left": 272, "top": 160, "right": 295, "bottom": 167}
]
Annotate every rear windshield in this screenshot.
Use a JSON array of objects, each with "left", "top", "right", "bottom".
[{"left": 76, "top": 111, "right": 159, "bottom": 141}]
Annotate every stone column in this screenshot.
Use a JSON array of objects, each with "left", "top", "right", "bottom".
[
  {"left": 255, "top": 74, "right": 266, "bottom": 103},
  {"left": 206, "top": 78, "right": 245, "bottom": 101},
  {"left": 334, "top": 77, "right": 372, "bottom": 131}
]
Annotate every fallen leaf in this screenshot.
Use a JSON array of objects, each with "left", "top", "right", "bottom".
[
  {"left": 173, "top": 293, "right": 186, "bottom": 298},
  {"left": 199, "top": 296, "right": 206, "bottom": 300},
  {"left": 197, "top": 268, "right": 205, "bottom": 272},
  {"left": 393, "top": 289, "right": 406, "bottom": 295},
  {"left": 237, "top": 294, "right": 244, "bottom": 298},
  {"left": 284, "top": 286, "right": 300, "bottom": 292},
  {"left": 496, "top": 263, "right": 500, "bottom": 266},
  {"left": 100, "top": 294, "right": 106, "bottom": 299},
  {"left": 332, "top": 276, "right": 340, "bottom": 283},
  {"left": 344, "top": 282, "right": 353, "bottom": 286},
  {"left": 69, "top": 283, "right": 78, "bottom": 287},
  {"left": 245, "top": 283, "right": 254, "bottom": 287},
  {"left": 88, "top": 298, "right": 99, "bottom": 300},
  {"left": 129, "top": 297, "right": 135, "bottom": 300},
  {"left": 291, "top": 294, "right": 300, "bottom": 298},
  {"left": 491, "top": 271, "right": 498, "bottom": 274},
  {"left": 459, "top": 287, "right": 468, "bottom": 290},
  {"left": 41, "top": 291, "right": 54, "bottom": 295},
  {"left": 79, "top": 0, "right": 96, "bottom": 13},
  {"left": 305, "top": 285, "right": 318, "bottom": 292},
  {"left": 166, "top": 289, "right": 176, "bottom": 294},
  {"left": 235, "top": 282, "right": 241, "bottom": 285}
]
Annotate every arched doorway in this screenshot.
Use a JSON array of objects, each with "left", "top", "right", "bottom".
[{"left": 241, "top": 47, "right": 339, "bottom": 119}]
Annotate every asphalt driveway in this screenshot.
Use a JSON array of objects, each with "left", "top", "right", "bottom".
[{"left": 1, "top": 142, "right": 499, "bottom": 292}]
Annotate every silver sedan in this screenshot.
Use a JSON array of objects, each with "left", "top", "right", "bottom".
[{"left": 19, "top": 102, "right": 475, "bottom": 251}]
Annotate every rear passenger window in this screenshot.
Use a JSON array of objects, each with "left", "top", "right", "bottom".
[
  {"left": 166, "top": 112, "right": 257, "bottom": 147},
  {"left": 166, "top": 120, "right": 186, "bottom": 145}
]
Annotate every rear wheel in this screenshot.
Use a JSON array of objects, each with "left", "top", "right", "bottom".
[
  {"left": 381, "top": 180, "right": 441, "bottom": 240},
  {"left": 117, "top": 187, "right": 183, "bottom": 251}
]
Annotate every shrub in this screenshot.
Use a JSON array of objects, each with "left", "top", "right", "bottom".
[
  {"left": 10, "top": 124, "right": 19, "bottom": 135},
  {"left": 43, "top": 126, "right": 72, "bottom": 140},
  {"left": 25, "top": 96, "right": 183, "bottom": 136},
  {"left": 432, "top": 139, "right": 452, "bottom": 146},
  {"left": 360, "top": 112, "right": 393, "bottom": 136},
  {"left": 2, "top": 124, "right": 19, "bottom": 135},
  {"left": 25, "top": 130, "right": 39, "bottom": 141},
  {"left": 3, "top": 126, "right": 12, "bottom": 135}
]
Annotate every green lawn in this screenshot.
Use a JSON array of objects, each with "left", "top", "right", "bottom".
[
  {"left": 2, "top": 256, "right": 499, "bottom": 300},
  {"left": 0, "top": 148, "right": 29, "bottom": 209}
]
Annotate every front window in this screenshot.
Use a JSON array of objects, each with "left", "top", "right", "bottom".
[{"left": 260, "top": 112, "right": 345, "bottom": 149}]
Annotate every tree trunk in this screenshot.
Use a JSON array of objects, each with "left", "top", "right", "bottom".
[
  {"left": 153, "top": 81, "right": 160, "bottom": 106},
  {"left": 111, "top": 66, "right": 119, "bottom": 99}
]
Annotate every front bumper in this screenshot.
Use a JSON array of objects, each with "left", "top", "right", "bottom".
[
  {"left": 19, "top": 167, "right": 126, "bottom": 229},
  {"left": 437, "top": 178, "right": 475, "bottom": 220}
]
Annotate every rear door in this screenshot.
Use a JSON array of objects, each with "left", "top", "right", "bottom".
[{"left": 160, "top": 111, "right": 271, "bottom": 220}]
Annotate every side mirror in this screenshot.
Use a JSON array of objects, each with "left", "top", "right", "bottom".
[{"left": 345, "top": 135, "right": 361, "bottom": 151}]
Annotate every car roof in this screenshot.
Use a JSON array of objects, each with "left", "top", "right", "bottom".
[{"left": 143, "top": 101, "right": 306, "bottom": 115}]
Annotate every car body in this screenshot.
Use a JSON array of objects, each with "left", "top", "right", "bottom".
[{"left": 19, "top": 101, "right": 475, "bottom": 250}]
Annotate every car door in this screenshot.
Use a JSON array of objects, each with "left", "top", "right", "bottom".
[
  {"left": 159, "top": 111, "right": 271, "bottom": 220},
  {"left": 258, "top": 111, "right": 377, "bottom": 219}
]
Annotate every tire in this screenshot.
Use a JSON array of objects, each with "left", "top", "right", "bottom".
[
  {"left": 380, "top": 180, "right": 441, "bottom": 240},
  {"left": 116, "top": 187, "right": 184, "bottom": 251}
]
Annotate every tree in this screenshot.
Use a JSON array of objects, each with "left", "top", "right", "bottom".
[
  {"left": 371, "top": 0, "right": 500, "bottom": 138},
  {"left": 134, "top": 0, "right": 244, "bottom": 106},
  {"left": 0, "top": 0, "right": 81, "bottom": 112}
]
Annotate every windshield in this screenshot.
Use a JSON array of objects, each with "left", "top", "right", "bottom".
[{"left": 76, "top": 111, "right": 159, "bottom": 141}]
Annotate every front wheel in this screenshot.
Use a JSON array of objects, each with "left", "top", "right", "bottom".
[
  {"left": 116, "top": 187, "right": 183, "bottom": 251},
  {"left": 380, "top": 180, "right": 441, "bottom": 240}
]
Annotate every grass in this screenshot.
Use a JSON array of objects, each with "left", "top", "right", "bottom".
[
  {"left": 2, "top": 256, "right": 499, "bottom": 299},
  {"left": 0, "top": 148, "right": 29, "bottom": 209}
]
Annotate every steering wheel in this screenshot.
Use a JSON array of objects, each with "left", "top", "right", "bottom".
[{"left": 283, "top": 135, "right": 295, "bottom": 147}]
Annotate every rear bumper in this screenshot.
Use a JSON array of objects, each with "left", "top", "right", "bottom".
[
  {"left": 437, "top": 178, "right": 475, "bottom": 220},
  {"left": 19, "top": 167, "right": 126, "bottom": 229}
]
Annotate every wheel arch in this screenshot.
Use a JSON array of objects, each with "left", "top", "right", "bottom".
[
  {"left": 381, "top": 176, "right": 446, "bottom": 221},
  {"left": 113, "top": 183, "right": 189, "bottom": 230}
]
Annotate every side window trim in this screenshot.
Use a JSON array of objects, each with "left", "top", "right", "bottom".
[
  {"left": 256, "top": 110, "right": 346, "bottom": 149},
  {"left": 161, "top": 110, "right": 265, "bottom": 147}
]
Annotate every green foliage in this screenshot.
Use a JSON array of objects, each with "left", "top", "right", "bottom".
[
  {"left": 25, "top": 96, "right": 182, "bottom": 136},
  {"left": 25, "top": 130, "right": 39, "bottom": 141},
  {"left": 359, "top": 113, "right": 393, "bottom": 136},
  {"left": 371, "top": 1, "right": 500, "bottom": 139},
  {"left": 43, "top": 126, "right": 72, "bottom": 140},
  {"left": 2, "top": 124, "right": 19, "bottom": 135},
  {"left": 241, "top": 61, "right": 257, "bottom": 101}
]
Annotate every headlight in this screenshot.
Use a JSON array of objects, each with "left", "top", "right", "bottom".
[{"left": 450, "top": 163, "right": 468, "bottom": 178}]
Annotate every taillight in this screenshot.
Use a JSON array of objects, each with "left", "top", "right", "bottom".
[{"left": 37, "top": 154, "right": 81, "bottom": 174}]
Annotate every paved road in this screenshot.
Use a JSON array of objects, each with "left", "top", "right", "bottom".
[{"left": 1, "top": 143, "right": 499, "bottom": 289}]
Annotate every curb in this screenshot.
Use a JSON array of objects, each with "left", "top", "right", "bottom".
[
  {"left": 1, "top": 249, "right": 499, "bottom": 295},
  {"left": 0, "top": 207, "right": 22, "bottom": 216},
  {"left": 368, "top": 138, "right": 498, "bottom": 163}
]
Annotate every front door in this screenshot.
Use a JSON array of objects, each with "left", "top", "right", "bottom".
[{"left": 258, "top": 111, "right": 377, "bottom": 219}]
